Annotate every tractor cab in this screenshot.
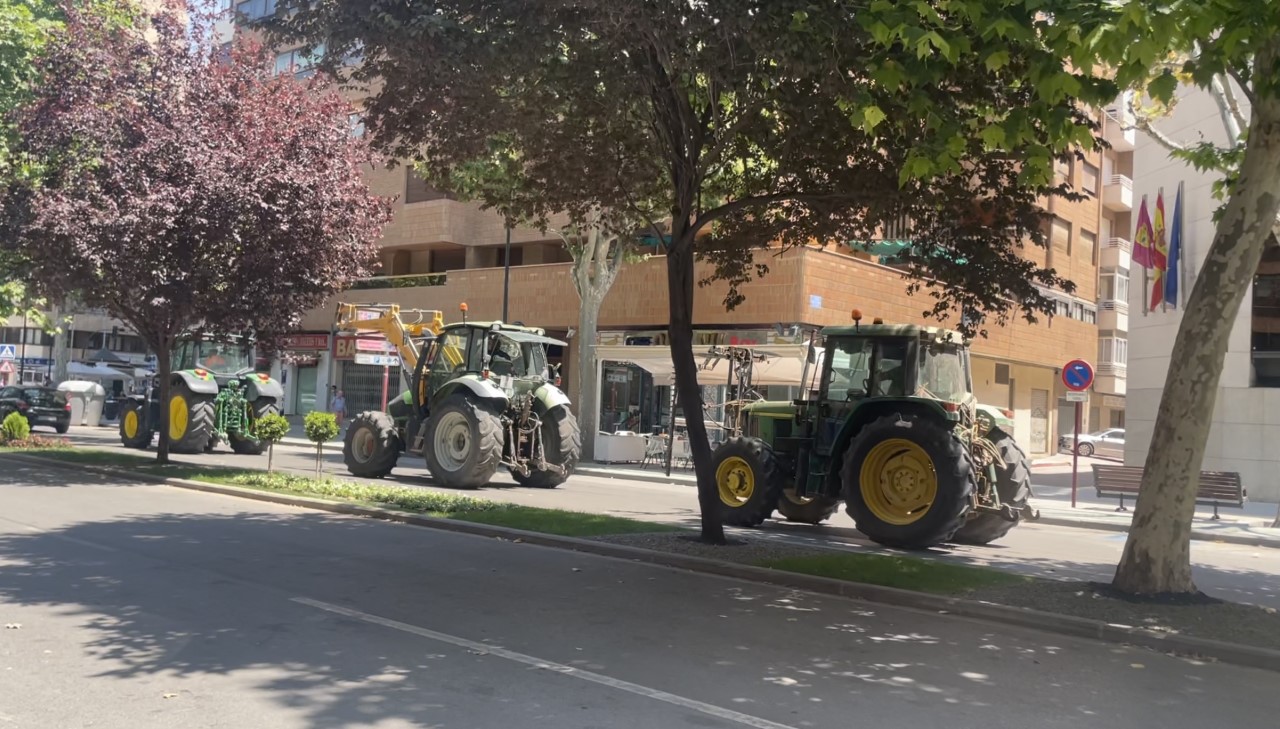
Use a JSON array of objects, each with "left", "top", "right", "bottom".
[
  {"left": 422, "top": 322, "right": 560, "bottom": 400},
  {"left": 175, "top": 338, "right": 256, "bottom": 382}
]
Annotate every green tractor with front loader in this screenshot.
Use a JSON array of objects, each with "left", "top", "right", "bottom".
[
  {"left": 710, "top": 317, "right": 1036, "bottom": 549},
  {"left": 118, "top": 335, "right": 283, "bottom": 455},
  {"left": 335, "top": 303, "right": 581, "bottom": 489}
]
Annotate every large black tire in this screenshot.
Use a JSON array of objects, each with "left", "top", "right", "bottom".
[
  {"left": 168, "top": 381, "right": 214, "bottom": 454},
  {"left": 230, "top": 398, "right": 279, "bottom": 455},
  {"left": 343, "top": 410, "right": 402, "bottom": 478},
  {"left": 118, "top": 400, "right": 152, "bottom": 449},
  {"left": 513, "top": 406, "right": 581, "bottom": 488},
  {"left": 712, "top": 437, "right": 786, "bottom": 527},
  {"left": 424, "top": 394, "right": 504, "bottom": 489},
  {"left": 776, "top": 488, "right": 841, "bottom": 524},
  {"left": 952, "top": 432, "right": 1032, "bottom": 545},
  {"left": 841, "top": 414, "right": 974, "bottom": 549}
]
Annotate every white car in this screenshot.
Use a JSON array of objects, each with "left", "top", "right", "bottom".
[{"left": 1059, "top": 428, "right": 1125, "bottom": 458}]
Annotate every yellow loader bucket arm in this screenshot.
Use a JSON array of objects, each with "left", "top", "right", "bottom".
[{"left": 333, "top": 302, "right": 445, "bottom": 373}]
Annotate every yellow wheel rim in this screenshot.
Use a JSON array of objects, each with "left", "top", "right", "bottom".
[
  {"left": 122, "top": 410, "right": 139, "bottom": 439},
  {"left": 716, "top": 456, "right": 756, "bottom": 507},
  {"left": 169, "top": 394, "right": 189, "bottom": 441},
  {"left": 858, "top": 438, "right": 937, "bottom": 525}
]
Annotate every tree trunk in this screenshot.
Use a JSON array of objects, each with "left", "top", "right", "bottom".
[
  {"left": 1113, "top": 83, "right": 1280, "bottom": 594},
  {"left": 51, "top": 298, "right": 72, "bottom": 385},
  {"left": 576, "top": 295, "right": 603, "bottom": 461},
  {"left": 268, "top": 443, "right": 275, "bottom": 473},
  {"left": 155, "top": 345, "right": 171, "bottom": 465},
  {"left": 666, "top": 237, "right": 725, "bottom": 544}
]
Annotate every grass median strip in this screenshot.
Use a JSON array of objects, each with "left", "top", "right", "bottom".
[
  {"left": 5, "top": 448, "right": 679, "bottom": 539},
  {"left": 759, "top": 552, "right": 1031, "bottom": 594}
]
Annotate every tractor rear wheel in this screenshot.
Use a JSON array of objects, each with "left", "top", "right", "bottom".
[
  {"left": 513, "top": 406, "right": 581, "bottom": 488},
  {"left": 424, "top": 394, "right": 503, "bottom": 489},
  {"left": 712, "top": 437, "right": 785, "bottom": 527},
  {"left": 841, "top": 414, "right": 974, "bottom": 549},
  {"left": 344, "top": 410, "right": 402, "bottom": 478},
  {"left": 168, "top": 382, "right": 214, "bottom": 454},
  {"left": 119, "top": 400, "right": 152, "bottom": 449},
  {"left": 776, "top": 488, "right": 841, "bottom": 525},
  {"left": 230, "top": 398, "right": 279, "bottom": 455},
  {"left": 952, "top": 432, "right": 1032, "bottom": 545}
]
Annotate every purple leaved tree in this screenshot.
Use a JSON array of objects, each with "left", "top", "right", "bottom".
[{"left": 3, "top": 0, "right": 390, "bottom": 462}]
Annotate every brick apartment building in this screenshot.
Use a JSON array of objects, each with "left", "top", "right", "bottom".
[{"left": 244, "top": 7, "right": 1116, "bottom": 456}]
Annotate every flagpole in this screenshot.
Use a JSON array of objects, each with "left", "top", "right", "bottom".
[
  {"left": 1179, "top": 180, "right": 1188, "bottom": 309},
  {"left": 1140, "top": 194, "right": 1149, "bottom": 316}
]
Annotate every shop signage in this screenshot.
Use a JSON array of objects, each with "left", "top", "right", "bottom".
[
  {"left": 355, "top": 337, "right": 396, "bottom": 353},
  {"left": 354, "top": 353, "right": 399, "bottom": 367},
  {"left": 280, "top": 333, "right": 330, "bottom": 351}
]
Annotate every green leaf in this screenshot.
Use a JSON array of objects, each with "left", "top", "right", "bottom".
[
  {"left": 980, "top": 124, "right": 1006, "bottom": 149},
  {"left": 862, "top": 105, "right": 888, "bottom": 133},
  {"left": 984, "top": 50, "right": 1010, "bottom": 71},
  {"left": 1147, "top": 70, "right": 1178, "bottom": 104}
]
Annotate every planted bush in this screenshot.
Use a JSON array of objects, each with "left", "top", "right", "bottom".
[
  {"left": 254, "top": 412, "right": 291, "bottom": 472},
  {"left": 2, "top": 412, "right": 31, "bottom": 443}
]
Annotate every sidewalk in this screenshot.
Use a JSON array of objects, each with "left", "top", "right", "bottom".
[{"left": 575, "top": 459, "right": 1280, "bottom": 548}]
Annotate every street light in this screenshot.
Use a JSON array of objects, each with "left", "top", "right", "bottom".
[{"left": 502, "top": 220, "right": 511, "bottom": 323}]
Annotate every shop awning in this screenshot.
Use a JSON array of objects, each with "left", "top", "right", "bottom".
[{"left": 594, "top": 344, "right": 817, "bottom": 387}]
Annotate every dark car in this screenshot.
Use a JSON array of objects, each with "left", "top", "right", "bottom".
[{"left": 0, "top": 386, "right": 71, "bottom": 434}]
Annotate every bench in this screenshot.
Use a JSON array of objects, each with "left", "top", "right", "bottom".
[{"left": 1091, "top": 465, "right": 1247, "bottom": 519}]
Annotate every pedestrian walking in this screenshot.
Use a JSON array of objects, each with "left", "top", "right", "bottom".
[{"left": 331, "top": 389, "right": 346, "bottom": 428}]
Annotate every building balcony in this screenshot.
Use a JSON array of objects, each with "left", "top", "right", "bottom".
[
  {"left": 1098, "top": 299, "right": 1129, "bottom": 332},
  {"left": 1096, "top": 361, "right": 1127, "bottom": 396},
  {"left": 1103, "top": 105, "right": 1137, "bottom": 152},
  {"left": 1103, "top": 174, "right": 1134, "bottom": 212},
  {"left": 1100, "top": 237, "right": 1132, "bottom": 271}
]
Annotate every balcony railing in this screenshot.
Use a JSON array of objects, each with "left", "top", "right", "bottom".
[
  {"left": 348, "top": 273, "right": 447, "bottom": 291},
  {"left": 1098, "top": 299, "right": 1129, "bottom": 314},
  {"left": 1097, "top": 362, "right": 1127, "bottom": 376},
  {"left": 1106, "top": 237, "right": 1132, "bottom": 252},
  {"left": 1108, "top": 174, "right": 1133, "bottom": 190}
]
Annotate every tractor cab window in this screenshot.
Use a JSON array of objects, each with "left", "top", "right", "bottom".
[
  {"left": 917, "top": 343, "right": 968, "bottom": 402},
  {"left": 486, "top": 335, "right": 526, "bottom": 377},
  {"left": 177, "top": 340, "right": 252, "bottom": 375},
  {"left": 874, "top": 339, "right": 910, "bottom": 396},
  {"left": 430, "top": 330, "right": 470, "bottom": 377},
  {"left": 824, "top": 337, "right": 873, "bottom": 401}
]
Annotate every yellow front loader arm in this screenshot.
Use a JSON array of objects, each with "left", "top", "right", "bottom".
[{"left": 333, "top": 303, "right": 446, "bottom": 373}]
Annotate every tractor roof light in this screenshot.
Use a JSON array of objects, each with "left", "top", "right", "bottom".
[{"left": 194, "top": 368, "right": 208, "bottom": 377}]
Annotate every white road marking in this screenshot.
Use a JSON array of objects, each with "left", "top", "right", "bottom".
[{"left": 291, "top": 597, "right": 800, "bottom": 729}]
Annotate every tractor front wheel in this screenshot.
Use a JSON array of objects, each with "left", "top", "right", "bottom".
[
  {"left": 424, "top": 394, "right": 504, "bottom": 489},
  {"left": 776, "top": 488, "right": 840, "bottom": 525},
  {"left": 513, "top": 406, "right": 581, "bottom": 488},
  {"left": 230, "top": 398, "right": 279, "bottom": 455},
  {"left": 119, "top": 400, "right": 152, "bottom": 449},
  {"left": 952, "top": 432, "right": 1032, "bottom": 545},
  {"left": 712, "top": 437, "right": 785, "bottom": 527},
  {"left": 168, "top": 382, "right": 214, "bottom": 454},
  {"left": 343, "top": 411, "right": 402, "bottom": 478},
  {"left": 841, "top": 414, "right": 974, "bottom": 549}
]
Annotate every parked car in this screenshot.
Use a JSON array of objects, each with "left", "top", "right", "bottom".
[
  {"left": 1059, "top": 428, "right": 1124, "bottom": 458},
  {"left": 0, "top": 386, "right": 71, "bottom": 434}
]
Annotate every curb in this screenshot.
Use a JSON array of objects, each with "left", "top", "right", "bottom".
[
  {"left": 577, "top": 466, "right": 1280, "bottom": 549},
  {"left": 10, "top": 453, "right": 1280, "bottom": 674}
]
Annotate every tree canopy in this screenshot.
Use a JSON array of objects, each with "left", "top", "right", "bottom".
[{"left": 4, "top": 0, "right": 390, "bottom": 459}]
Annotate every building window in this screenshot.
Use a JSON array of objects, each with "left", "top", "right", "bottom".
[
  {"left": 275, "top": 44, "right": 325, "bottom": 78},
  {"left": 235, "top": 0, "right": 275, "bottom": 22},
  {"left": 1054, "top": 156, "right": 1072, "bottom": 184},
  {"left": 1099, "top": 337, "right": 1128, "bottom": 366},
  {"left": 348, "top": 113, "right": 365, "bottom": 138},
  {"left": 405, "top": 170, "right": 456, "bottom": 204},
  {"left": 994, "top": 363, "right": 1011, "bottom": 385},
  {"left": 1081, "top": 162, "right": 1099, "bottom": 195},
  {"left": 1080, "top": 229, "right": 1097, "bottom": 263},
  {"left": 1252, "top": 244, "right": 1280, "bottom": 386},
  {"left": 1051, "top": 217, "right": 1071, "bottom": 256},
  {"left": 1100, "top": 270, "right": 1129, "bottom": 303}
]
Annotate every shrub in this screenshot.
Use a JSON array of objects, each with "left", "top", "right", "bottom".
[
  {"left": 303, "top": 411, "right": 339, "bottom": 478},
  {"left": 2, "top": 412, "right": 31, "bottom": 442},
  {"left": 254, "top": 412, "right": 291, "bottom": 472}
]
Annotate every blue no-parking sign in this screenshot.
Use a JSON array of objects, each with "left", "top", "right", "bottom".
[{"left": 1062, "top": 359, "right": 1094, "bottom": 392}]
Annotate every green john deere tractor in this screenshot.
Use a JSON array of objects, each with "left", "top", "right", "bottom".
[
  {"left": 339, "top": 304, "right": 581, "bottom": 490},
  {"left": 118, "top": 336, "right": 283, "bottom": 455},
  {"left": 710, "top": 320, "right": 1036, "bottom": 549}
]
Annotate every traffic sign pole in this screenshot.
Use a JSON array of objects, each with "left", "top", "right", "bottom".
[
  {"left": 1072, "top": 402, "right": 1081, "bottom": 508},
  {"left": 381, "top": 364, "right": 390, "bottom": 411},
  {"left": 1061, "top": 358, "right": 1094, "bottom": 510}
]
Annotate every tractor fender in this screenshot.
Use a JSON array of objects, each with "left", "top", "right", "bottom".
[
  {"left": 243, "top": 376, "right": 284, "bottom": 402},
  {"left": 436, "top": 377, "right": 510, "bottom": 407},
  {"left": 172, "top": 370, "right": 219, "bottom": 396},
  {"left": 531, "top": 384, "right": 572, "bottom": 414},
  {"left": 974, "top": 403, "right": 1013, "bottom": 437}
]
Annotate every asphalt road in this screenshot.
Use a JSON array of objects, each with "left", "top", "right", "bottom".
[
  {"left": 2, "top": 465, "right": 1277, "bottom": 728},
  {"left": 57, "top": 427, "right": 1280, "bottom": 610}
]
